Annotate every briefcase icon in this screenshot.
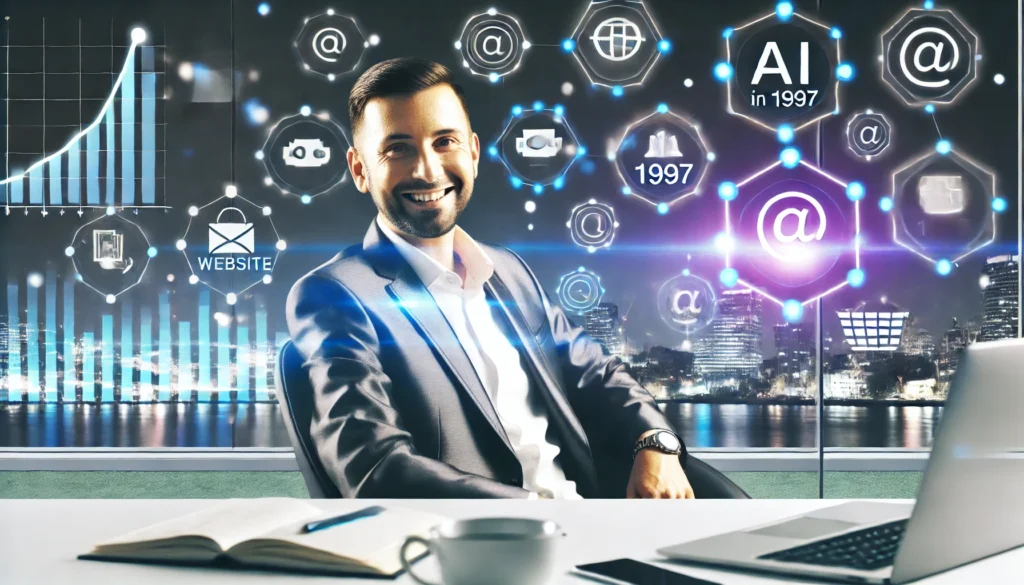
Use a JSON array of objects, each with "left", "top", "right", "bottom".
[{"left": 208, "top": 207, "right": 255, "bottom": 254}]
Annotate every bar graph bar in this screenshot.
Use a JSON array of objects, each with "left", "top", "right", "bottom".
[
  {"left": 255, "top": 309, "right": 269, "bottom": 401},
  {"left": 178, "top": 322, "right": 192, "bottom": 401},
  {"left": 218, "top": 320, "right": 230, "bottom": 398},
  {"left": 120, "top": 301, "right": 133, "bottom": 399},
  {"left": 62, "top": 279, "right": 75, "bottom": 402},
  {"left": 44, "top": 270, "right": 57, "bottom": 401},
  {"left": 237, "top": 326, "right": 250, "bottom": 402},
  {"left": 158, "top": 292, "right": 171, "bottom": 400},
  {"left": 6, "top": 283, "right": 22, "bottom": 401},
  {"left": 139, "top": 307, "right": 153, "bottom": 401},
  {"left": 101, "top": 315, "right": 114, "bottom": 402},
  {"left": 2, "top": 27, "right": 166, "bottom": 208},
  {"left": 25, "top": 279, "right": 39, "bottom": 400},
  {"left": 198, "top": 290, "right": 211, "bottom": 401},
  {"left": 81, "top": 332, "right": 95, "bottom": 402}
]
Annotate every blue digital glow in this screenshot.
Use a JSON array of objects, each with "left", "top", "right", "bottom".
[
  {"left": 106, "top": 206, "right": 115, "bottom": 216},
  {"left": 242, "top": 98, "right": 268, "bottom": 126},
  {"left": 713, "top": 62, "right": 733, "bottom": 82},
  {"left": 511, "top": 104, "right": 523, "bottom": 116},
  {"left": 776, "top": 124, "right": 794, "bottom": 144},
  {"left": 783, "top": 300, "right": 804, "bottom": 322},
  {"left": 718, "top": 181, "right": 738, "bottom": 201},
  {"left": 992, "top": 197, "right": 1008, "bottom": 212},
  {"left": 780, "top": 147, "right": 801, "bottom": 168},
  {"left": 553, "top": 177, "right": 565, "bottom": 190},
  {"left": 682, "top": 269, "right": 691, "bottom": 276},
  {"left": 487, "top": 145, "right": 499, "bottom": 158},
  {"left": 847, "top": 268, "right": 866, "bottom": 288},
  {"left": 719, "top": 268, "right": 739, "bottom": 288},
  {"left": 657, "top": 203, "right": 669, "bottom": 215},
  {"left": 611, "top": 85, "right": 624, "bottom": 97},
  {"left": 924, "top": 103, "right": 936, "bottom": 114},
  {"left": 830, "top": 27, "right": 842, "bottom": 39},
  {"left": 532, "top": 100, "right": 544, "bottom": 111},
  {"left": 533, "top": 184, "right": 544, "bottom": 195},
  {"left": 722, "top": 27, "right": 734, "bottom": 39},
  {"left": 489, "top": 72, "right": 499, "bottom": 83},
  {"left": 64, "top": 247, "right": 75, "bottom": 257},
  {"left": 658, "top": 39, "right": 671, "bottom": 53},
  {"left": 621, "top": 186, "right": 632, "bottom": 195},
  {"left": 510, "top": 176, "right": 523, "bottom": 189},
  {"left": 657, "top": 103, "right": 669, "bottom": 114},
  {"left": 846, "top": 181, "right": 865, "bottom": 201},
  {"left": 553, "top": 105, "right": 565, "bottom": 117},
  {"left": 836, "top": 62, "right": 855, "bottom": 81},
  {"left": 935, "top": 259, "right": 953, "bottom": 276},
  {"left": 561, "top": 39, "right": 576, "bottom": 52},
  {"left": 776, "top": 1, "right": 794, "bottom": 20},
  {"left": 147, "top": 247, "right": 158, "bottom": 258},
  {"left": 923, "top": 0, "right": 935, "bottom": 8},
  {"left": 577, "top": 145, "right": 588, "bottom": 157},
  {"left": 299, "top": 105, "right": 311, "bottom": 116},
  {"left": 707, "top": 152, "right": 717, "bottom": 162},
  {"left": 257, "top": 2, "right": 270, "bottom": 16},
  {"left": 879, "top": 196, "right": 894, "bottom": 212},
  {"left": 300, "top": 194, "right": 312, "bottom": 204},
  {"left": 936, "top": 139, "right": 952, "bottom": 154},
  {"left": 581, "top": 160, "right": 596, "bottom": 174}
]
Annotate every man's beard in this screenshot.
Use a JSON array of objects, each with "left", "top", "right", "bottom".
[{"left": 373, "top": 175, "right": 470, "bottom": 239}]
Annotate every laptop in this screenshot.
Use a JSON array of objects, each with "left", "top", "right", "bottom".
[{"left": 659, "top": 338, "right": 1024, "bottom": 584}]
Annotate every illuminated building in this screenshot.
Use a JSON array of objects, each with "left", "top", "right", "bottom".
[
  {"left": 978, "top": 255, "right": 1020, "bottom": 342},
  {"left": 695, "top": 289, "right": 762, "bottom": 384},
  {"left": 584, "top": 303, "right": 623, "bottom": 356},
  {"left": 938, "top": 318, "right": 968, "bottom": 383},
  {"left": 774, "top": 322, "right": 813, "bottom": 378}
]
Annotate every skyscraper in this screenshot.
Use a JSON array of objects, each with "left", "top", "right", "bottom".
[
  {"left": 900, "top": 314, "right": 935, "bottom": 358},
  {"left": 774, "top": 322, "right": 813, "bottom": 378},
  {"left": 584, "top": 302, "right": 623, "bottom": 356},
  {"left": 695, "top": 289, "right": 762, "bottom": 384},
  {"left": 979, "top": 255, "right": 1020, "bottom": 342},
  {"left": 938, "top": 318, "right": 968, "bottom": 384}
]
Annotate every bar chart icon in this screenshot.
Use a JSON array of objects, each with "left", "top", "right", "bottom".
[{"left": 2, "top": 23, "right": 167, "bottom": 211}]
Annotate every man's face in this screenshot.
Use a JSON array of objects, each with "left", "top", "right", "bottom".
[{"left": 348, "top": 84, "right": 479, "bottom": 239}]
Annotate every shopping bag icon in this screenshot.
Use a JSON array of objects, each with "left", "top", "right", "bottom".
[{"left": 208, "top": 207, "right": 255, "bottom": 254}]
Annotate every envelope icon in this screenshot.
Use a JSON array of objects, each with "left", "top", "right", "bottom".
[{"left": 209, "top": 207, "right": 255, "bottom": 254}]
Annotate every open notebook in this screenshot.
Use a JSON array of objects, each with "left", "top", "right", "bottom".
[{"left": 78, "top": 498, "right": 447, "bottom": 577}]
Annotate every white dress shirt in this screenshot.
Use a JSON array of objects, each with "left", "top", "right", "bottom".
[{"left": 377, "top": 216, "right": 581, "bottom": 499}]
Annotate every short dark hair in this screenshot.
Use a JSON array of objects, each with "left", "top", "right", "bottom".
[{"left": 348, "top": 58, "right": 469, "bottom": 134}]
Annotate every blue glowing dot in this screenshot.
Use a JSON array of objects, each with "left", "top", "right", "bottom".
[
  {"left": 780, "top": 147, "right": 801, "bottom": 168},
  {"left": 682, "top": 269, "right": 691, "bottom": 276},
  {"left": 488, "top": 72, "right": 499, "bottom": 83},
  {"left": 581, "top": 160, "right": 596, "bottom": 174},
  {"left": 836, "top": 62, "right": 855, "bottom": 81},
  {"left": 776, "top": 1, "right": 794, "bottom": 20},
  {"left": 879, "top": 196, "right": 894, "bottom": 212},
  {"left": 657, "top": 103, "right": 669, "bottom": 114},
  {"left": 621, "top": 186, "right": 632, "bottom": 196},
  {"left": 707, "top": 152, "right": 717, "bottom": 162},
  {"left": 511, "top": 105, "right": 523, "bottom": 116},
  {"left": 713, "top": 62, "right": 733, "bottom": 82},
  {"left": 923, "top": 0, "right": 934, "bottom": 8},
  {"left": 553, "top": 105, "right": 565, "bottom": 116},
  {"left": 992, "top": 197, "right": 1008, "bottom": 213},
  {"left": 553, "top": 177, "right": 565, "bottom": 190},
  {"left": 106, "top": 206, "right": 115, "bottom": 216},
  {"left": 924, "top": 104, "right": 935, "bottom": 114},
  {"left": 561, "top": 39, "right": 576, "bottom": 52},
  {"left": 935, "top": 259, "right": 953, "bottom": 276},
  {"left": 847, "top": 268, "right": 866, "bottom": 288},
  {"left": 846, "top": 181, "right": 865, "bottom": 201},
  {"left": 257, "top": 2, "right": 270, "bottom": 16},
  {"left": 533, "top": 184, "right": 544, "bottom": 195},
  {"left": 657, "top": 203, "right": 670, "bottom": 215},
  {"left": 722, "top": 27, "right": 733, "bottom": 39},
  {"left": 776, "top": 124, "right": 794, "bottom": 144},
  {"left": 147, "top": 247, "right": 158, "bottom": 258},
  {"left": 783, "top": 299, "right": 804, "bottom": 322},
  {"left": 532, "top": 100, "right": 544, "bottom": 111},
  {"left": 577, "top": 266, "right": 586, "bottom": 273},
  {"left": 300, "top": 194, "right": 312, "bottom": 204},
  {"left": 611, "top": 85, "right": 624, "bottom": 97},
  {"left": 718, "top": 181, "right": 738, "bottom": 201},
  {"left": 64, "top": 246, "right": 75, "bottom": 257},
  {"left": 830, "top": 26, "right": 842, "bottom": 39},
  {"left": 300, "top": 105, "right": 311, "bottom": 116},
  {"left": 935, "top": 139, "right": 952, "bottom": 154},
  {"left": 719, "top": 268, "right": 739, "bottom": 288},
  {"left": 510, "top": 176, "right": 523, "bottom": 189},
  {"left": 75, "top": 274, "right": 84, "bottom": 282},
  {"left": 657, "top": 39, "right": 671, "bottom": 53},
  {"left": 577, "top": 145, "right": 588, "bottom": 157},
  {"left": 487, "top": 145, "right": 499, "bottom": 158}
]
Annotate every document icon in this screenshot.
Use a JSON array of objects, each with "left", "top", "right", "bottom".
[
  {"left": 917, "top": 175, "right": 966, "bottom": 215},
  {"left": 208, "top": 207, "right": 255, "bottom": 254}
]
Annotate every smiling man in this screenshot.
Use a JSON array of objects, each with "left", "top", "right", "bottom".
[{"left": 286, "top": 57, "right": 694, "bottom": 499}]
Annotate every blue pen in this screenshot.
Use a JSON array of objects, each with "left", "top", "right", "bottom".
[{"left": 303, "top": 505, "right": 386, "bottom": 534}]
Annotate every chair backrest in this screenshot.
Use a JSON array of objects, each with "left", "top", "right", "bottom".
[{"left": 276, "top": 339, "right": 342, "bottom": 498}]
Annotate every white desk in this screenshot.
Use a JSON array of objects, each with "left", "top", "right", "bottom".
[{"left": 1, "top": 499, "right": 1021, "bottom": 584}]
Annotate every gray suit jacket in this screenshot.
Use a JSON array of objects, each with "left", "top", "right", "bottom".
[{"left": 286, "top": 221, "right": 679, "bottom": 498}]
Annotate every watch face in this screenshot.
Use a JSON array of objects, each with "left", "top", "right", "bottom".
[{"left": 657, "top": 431, "right": 680, "bottom": 452}]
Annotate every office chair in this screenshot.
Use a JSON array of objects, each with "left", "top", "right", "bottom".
[{"left": 276, "top": 339, "right": 750, "bottom": 499}]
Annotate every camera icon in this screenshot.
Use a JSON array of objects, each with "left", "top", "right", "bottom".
[{"left": 283, "top": 139, "right": 332, "bottom": 168}]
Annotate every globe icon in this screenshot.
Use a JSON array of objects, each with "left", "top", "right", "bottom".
[{"left": 590, "top": 17, "right": 645, "bottom": 62}]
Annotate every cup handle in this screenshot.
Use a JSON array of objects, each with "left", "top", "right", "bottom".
[{"left": 400, "top": 535, "right": 440, "bottom": 585}]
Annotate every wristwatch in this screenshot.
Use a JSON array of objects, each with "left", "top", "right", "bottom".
[{"left": 633, "top": 429, "right": 684, "bottom": 461}]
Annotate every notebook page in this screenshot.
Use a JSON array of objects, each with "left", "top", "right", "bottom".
[{"left": 94, "top": 498, "right": 325, "bottom": 552}]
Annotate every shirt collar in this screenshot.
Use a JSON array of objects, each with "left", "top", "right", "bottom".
[{"left": 376, "top": 215, "right": 494, "bottom": 291}]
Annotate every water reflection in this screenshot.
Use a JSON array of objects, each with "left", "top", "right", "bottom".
[{"left": 0, "top": 403, "right": 942, "bottom": 448}]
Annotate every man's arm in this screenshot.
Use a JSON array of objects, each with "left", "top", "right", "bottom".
[{"left": 287, "top": 272, "right": 529, "bottom": 498}]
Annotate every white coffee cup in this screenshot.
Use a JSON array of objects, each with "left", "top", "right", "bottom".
[{"left": 399, "top": 517, "right": 566, "bottom": 585}]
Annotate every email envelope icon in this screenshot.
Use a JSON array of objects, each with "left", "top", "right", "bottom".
[{"left": 209, "top": 222, "right": 255, "bottom": 254}]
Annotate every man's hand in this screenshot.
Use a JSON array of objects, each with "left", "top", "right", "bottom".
[{"left": 626, "top": 432, "right": 695, "bottom": 499}]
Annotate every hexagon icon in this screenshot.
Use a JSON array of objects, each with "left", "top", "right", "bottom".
[
  {"left": 569, "top": 0, "right": 666, "bottom": 89},
  {"left": 722, "top": 5, "right": 842, "bottom": 135},
  {"left": 258, "top": 108, "right": 350, "bottom": 201},
  {"left": 456, "top": 8, "right": 530, "bottom": 81},
  {"left": 880, "top": 8, "right": 979, "bottom": 107},
  {"left": 613, "top": 106, "right": 714, "bottom": 211},
  {"left": 294, "top": 9, "right": 370, "bottom": 82},
  {"left": 493, "top": 104, "right": 582, "bottom": 191},
  {"left": 888, "top": 146, "right": 997, "bottom": 267},
  {"left": 66, "top": 209, "right": 155, "bottom": 303},
  {"left": 719, "top": 151, "right": 864, "bottom": 316}
]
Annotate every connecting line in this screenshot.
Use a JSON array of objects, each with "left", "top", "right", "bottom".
[{"left": 930, "top": 112, "right": 943, "bottom": 139}]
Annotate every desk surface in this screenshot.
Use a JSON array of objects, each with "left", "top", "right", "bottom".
[{"left": 1, "top": 499, "right": 1021, "bottom": 584}]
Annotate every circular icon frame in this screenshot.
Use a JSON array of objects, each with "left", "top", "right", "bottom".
[
  {"left": 845, "top": 110, "right": 893, "bottom": 160},
  {"left": 567, "top": 199, "right": 619, "bottom": 252},
  {"left": 293, "top": 9, "right": 370, "bottom": 82},
  {"left": 66, "top": 209, "right": 154, "bottom": 303},
  {"left": 456, "top": 8, "right": 530, "bottom": 81},
  {"left": 657, "top": 271, "right": 718, "bottom": 334},
  {"left": 556, "top": 267, "right": 605, "bottom": 315},
  {"left": 568, "top": 0, "right": 666, "bottom": 90},
  {"left": 493, "top": 105, "right": 582, "bottom": 190},
  {"left": 258, "top": 109, "right": 351, "bottom": 200}
]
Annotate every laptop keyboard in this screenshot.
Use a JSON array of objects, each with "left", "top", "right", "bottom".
[{"left": 758, "top": 519, "right": 908, "bottom": 572}]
